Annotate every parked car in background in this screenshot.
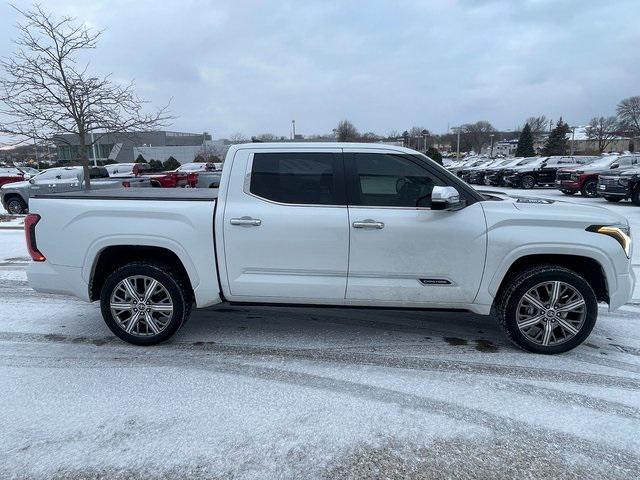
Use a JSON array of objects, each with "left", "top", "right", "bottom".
[
  {"left": 556, "top": 154, "right": 640, "bottom": 197},
  {"left": 503, "top": 156, "right": 597, "bottom": 189},
  {"left": 105, "top": 162, "right": 189, "bottom": 188},
  {"left": 484, "top": 157, "right": 532, "bottom": 186},
  {"left": 0, "top": 166, "right": 39, "bottom": 188},
  {"left": 598, "top": 162, "right": 640, "bottom": 205},
  {"left": 467, "top": 159, "right": 513, "bottom": 185},
  {"left": 175, "top": 162, "right": 220, "bottom": 187},
  {"left": 456, "top": 158, "right": 490, "bottom": 181},
  {"left": 0, "top": 166, "right": 148, "bottom": 214}
]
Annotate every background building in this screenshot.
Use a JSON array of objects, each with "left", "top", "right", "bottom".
[{"left": 54, "top": 131, "right": 211, "bottom": 163}]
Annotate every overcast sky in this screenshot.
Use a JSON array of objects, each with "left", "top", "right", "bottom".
[{"left": 1, "top": 0, "right": 639, "bottom": 140}]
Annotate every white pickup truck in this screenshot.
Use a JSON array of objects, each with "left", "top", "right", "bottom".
[{"left": 25, "top": 143, "right": 634, "bottom": 353}]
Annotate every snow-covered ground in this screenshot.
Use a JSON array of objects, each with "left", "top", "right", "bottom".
[{"left": 1, "top": 189, "right": 640, "bottom": 479}]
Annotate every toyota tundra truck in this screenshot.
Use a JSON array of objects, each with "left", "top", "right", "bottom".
[{"left": 24, "top": 143, "right": 634, "bottom": 354}]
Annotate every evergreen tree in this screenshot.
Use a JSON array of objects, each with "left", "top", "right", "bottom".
[
  {"left": 425, "top": 147, "right": 443, "bottom": 165},
  {"left": 148, "top": 159, "right": 163, "bottom": 171},
  {"left": 135, "top": 154, "right": 147, "bottom": 163},
  {"left": 543, "top": 118, "right": 571, "bottom": 156},
  {"left": 163, "top": 156, "right": 180, "bottom": 171},
  {"left": 515, "top": 123, "right": 535, "bottom": 157}
]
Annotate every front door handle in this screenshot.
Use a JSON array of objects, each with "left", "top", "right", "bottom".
[
  {"left": 352, "top": 220, "right": 384, "bottom": 229},
  {"left": 230, "top": 217, "right": 262, "bottom": 226}
]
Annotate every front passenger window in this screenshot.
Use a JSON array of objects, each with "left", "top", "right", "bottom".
[{"left": 351, "top": 153, "right": 444, "bottom": 207}]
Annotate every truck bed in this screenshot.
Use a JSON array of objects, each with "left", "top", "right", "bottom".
[{"left": 32, "top": 188, "right": 218, "bottom": 201}]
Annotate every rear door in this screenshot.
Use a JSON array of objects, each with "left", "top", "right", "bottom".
[
  {"left": 343, "top": 150, "right": 487, "bottom": 305},
  {"left": 222, "top": 148, "right": 350, "bottom": 301}
]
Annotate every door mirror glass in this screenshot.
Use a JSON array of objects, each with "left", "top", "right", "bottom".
[
  {"left": 611, "top": 163, "right": 619, "bottom": 169},
  {"left": 431, "top": 186, "right": 465, "bottom": 211},
  {"left": 29, "top": 178, "right": 35, "bottom": 184}
]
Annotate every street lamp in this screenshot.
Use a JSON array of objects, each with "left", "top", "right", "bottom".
[
  {"left": 421, "top": 129, "right": 429, "bottom": 153},
  {"left": 570, "top": 126, "right": 577, "bottom": 156},
  {"left": 489, "top": 134, "right": 495, "bottom": 158},
  {"left": 451, "top": 126, "right": 462, "bottom": 161}
]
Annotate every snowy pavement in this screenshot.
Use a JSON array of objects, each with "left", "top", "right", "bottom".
[{"left": 1, "top": 190, "right": 640, "bottom": 479}]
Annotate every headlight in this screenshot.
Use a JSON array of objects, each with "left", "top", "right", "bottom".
[
  {"left": 618, "top": 177, "right": 629, "bottom": 186},
  {"left": 587, "top": 224, "right": 632, "bottom": 258},
  {"left": 570, "top": 173, "right": 578, "bottom": 180}
]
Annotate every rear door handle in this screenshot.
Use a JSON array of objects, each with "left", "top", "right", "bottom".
[
  {"left": 230, "top": 217, "right": 262, "bottom": 226},
  {"left": 352, "top": 220, "right": 384, "bottom": 229}
]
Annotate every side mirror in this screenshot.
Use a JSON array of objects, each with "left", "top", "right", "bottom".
[
  {"left": 431, "top": 186, "right": 465, "bottom": 211},
  {"left": 29, "top": 178, "right": 35, "bottom": 184},
  {"left": 611, "top": 163, "right": 619, "bottom": 169}
]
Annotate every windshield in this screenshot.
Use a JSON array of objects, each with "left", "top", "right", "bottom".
[
  {"left": 583, "top": 156, "right": 617, "bottom": 167},
  {"left": 516, "top": 157, "right": 539, "bottom": 166}
]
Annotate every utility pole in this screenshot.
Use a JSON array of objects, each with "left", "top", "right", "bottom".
[
  {"left": 90, "top": 131, "right": 98, "bottom": 166},
  {"left": 489, "top": 134, "right": 495, "bottom": 157},
  {"left": 291, "top": 120, "right": 296, "bottom": 140},
  {"left": 570, "top": 126, "right": 576, "bottom": 156},
  {"left": 421, "top": 129, "right": 429, "bottom": 153},
  {"left": 452, "top": 127, "right": 461, "bottom": 161}
]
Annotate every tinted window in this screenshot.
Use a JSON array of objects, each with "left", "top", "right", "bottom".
[
  {"left": 351, "top": 153, "right": 443, "bottom": 207},
  {"left": 250, "top": 152, "right": 341, "bottom": 205},
  {"left": 617, "top": 156, "right": 636, "bottom": 167}
]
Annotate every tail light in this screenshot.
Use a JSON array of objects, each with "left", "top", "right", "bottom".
[
  {"left": 24, "top": 214, "right": 45, "bottom": 262},
  {"left": 122, "top": 181, "right": 131, "bottom": 188}
]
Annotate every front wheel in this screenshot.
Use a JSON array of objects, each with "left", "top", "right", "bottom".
[
  {"left": 603, "top": 196, "right": 621, "bottom": 203},
  {"left": 580, "top": 179, "right": 598, "bottom": 197},
  {"left": 6, "top": 196, "right": 27, "bottom": 214},
  {"left": 520, "top": 175, "right": 536, "bottom": 189},
  {"left": 100, "top": 262, "right": 192, "bottom": 345},
  {"left": 496, "top": 265, "right": 597, "bottom": 354}
]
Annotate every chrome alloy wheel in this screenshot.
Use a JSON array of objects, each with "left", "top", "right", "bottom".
[
  {"left": 110, "top": 275, "right": 173, "bottom": 337},
  {"left": 516, "top": 281, "right": 586, "bottom": 347}
]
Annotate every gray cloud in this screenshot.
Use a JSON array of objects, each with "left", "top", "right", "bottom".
[{"left": 1, "top": 0, "right": 639, "bottom": 140}]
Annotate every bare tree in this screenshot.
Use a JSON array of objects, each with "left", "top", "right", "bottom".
[
  {"left": 525, "top": 115, "right": 548, "bottom": 140},
  {"left": 617, "top": 96, "right": 640, "bottom": 137},
  {"left": 194, "top": 143, "right": 225, "bottom": 162},
  {"left": 228, "top": 132, "right": 248, "bottom": 144},
  {"left": 586, "top": 116, "right": 619, "bottom": 153},
  {"left": 335, "top": 120, "right": 359, "bottom": 142},
  {"left": 461, "top": 121, "right": 496, "bottom": 154},
  {"left": 0, "top": 5, "right": 171, "bottom": 188},
  {"left": 253, "top": 133, "right": 279, "bottom": 142}
]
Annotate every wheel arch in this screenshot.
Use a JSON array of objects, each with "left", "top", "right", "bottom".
[
  {"left": 491, "top": 253, "right": 609, "bottom": 311},
  {"left": 88, "top": 245, "right": 195, "bottom": 302}
]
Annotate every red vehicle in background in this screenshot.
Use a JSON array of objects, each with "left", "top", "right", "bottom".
[
  {"left": 175, "top": 162, "right": 221, "bottom": 187},
  {"left": 104, "top": 163, "right": 188, "bottom": 188},
  {"left": 0, "top": 166, "right": 39, "bottom": 187}
]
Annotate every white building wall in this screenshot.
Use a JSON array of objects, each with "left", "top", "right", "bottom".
[{"left": 133, "top": 146, "right": 202, "bottom": 165}]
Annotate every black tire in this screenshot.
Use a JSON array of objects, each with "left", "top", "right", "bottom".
[
  {"left": 6, "top": 196, "right": 27, "bottom": 214},
  {"left": 580, "top": 179, "right": 598, "bottom": 197},
  {"left": 603, "top": 196, "right": 621, "bottom": 203},
  {"left": 520, "top": 175, "right": 536, "bottom": 189},
  {"left": 100, "top": 261, "right": 192, "bottom": 346},
  {"left": 632, "top": 187, "right": 640, "bottom": 206},
  {"left": 560, "top": 189, "right": 577, "bottom": 196},
  {"left": 496, "top": 265, "right": 597, "bottom": 354}
]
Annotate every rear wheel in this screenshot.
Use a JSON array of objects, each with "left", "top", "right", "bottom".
[
  {"left": 603, "top": 196, "right": 621, "bottom": 203},
  {"left": 6, "top": 196, "right": 27, "bottom": 214},
  {"left": 520, "top": 175, "right": 536, "bottom": 189},
  {"left": 496, "top": 265, "right": 597, "bottom": 354},
  {"left": 580, "top": 179, "right": 598, "bottom": 197},
  {"left": 100, "top": 262, "right": 192, "bottom": 345}
]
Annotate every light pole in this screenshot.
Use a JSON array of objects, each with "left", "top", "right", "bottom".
[
  {"left": 489, "top": 134, "right": 495, "bottom": 158},
  {"left": 570, "top": 126, "right": 576, "bottom": 156},
  {"left": 451, "top": 126, "right": 461, "bottom": 161},
  {"left": 421, "top": 129, "right": 429, "bottom": 153},
  {"left": 291, "top": 120, "right": 296, "bottom": 140}
]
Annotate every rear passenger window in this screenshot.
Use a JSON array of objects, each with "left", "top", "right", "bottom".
[{"left": 250, "top": 152, "right": 341, "bottom": 205}]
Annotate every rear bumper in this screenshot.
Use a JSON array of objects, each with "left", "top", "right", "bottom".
[{"left": 27, "top": 262, "right": 90, "bottom": 301}]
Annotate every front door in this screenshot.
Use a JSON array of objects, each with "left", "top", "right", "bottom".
[
  {"left": 222, "top": 149, "right": 350, "bottom": 301},
  {"left": 344, "top": 151, "right": 487, "bottom": 306}
]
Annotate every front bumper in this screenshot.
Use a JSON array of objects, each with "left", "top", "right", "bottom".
[
  {"left": 555, "top": 179, "right": 581, "bottom": 191},
  {"left": 610, "top": 270, "right": 636, "bottom": 311},
  {"left": 597, "top": 181, "right": 629, "bottom": 197}
]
